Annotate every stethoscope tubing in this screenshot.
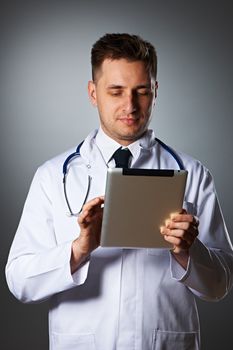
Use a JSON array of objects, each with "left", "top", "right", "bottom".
[{"left": 62, "top": 137, "right": 185, "bottom": 216}]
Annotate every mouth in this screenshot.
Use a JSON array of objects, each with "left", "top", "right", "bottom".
[{"left": 118, "top": 117, "right": 139, "bottom": 126}]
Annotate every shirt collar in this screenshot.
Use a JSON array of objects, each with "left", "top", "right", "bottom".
[{"left": 95, "top": 127, "right": 156, "bottom": 165}]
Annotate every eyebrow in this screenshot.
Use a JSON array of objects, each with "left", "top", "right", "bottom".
[
  {"left": 107, "top": 85, "right": 124, "bottom": 90},
  {"left": 107, "top": 84, "right": 152, "bottom": 90}
]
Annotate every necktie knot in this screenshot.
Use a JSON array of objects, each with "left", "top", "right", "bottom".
[{"left": 112, "top": 147, "right": 132, "bottom": 168}]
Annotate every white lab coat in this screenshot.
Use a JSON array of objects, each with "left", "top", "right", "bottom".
[{"left": 6, "top": 129, "right": 233, "bottom": 350}]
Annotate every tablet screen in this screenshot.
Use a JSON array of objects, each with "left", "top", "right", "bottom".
[{"left": 100, "top": 168, "right": 188, "bottom": 248}]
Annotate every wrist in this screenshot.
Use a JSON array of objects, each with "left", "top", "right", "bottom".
[
  {"left": 70, "top": 238, "right": 90, "bottom": 274},
  {"left": 171, "top": 249, "right": 189, "bottom": 269}
]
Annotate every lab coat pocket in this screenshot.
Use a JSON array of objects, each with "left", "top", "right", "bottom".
[
  {"left": 152, "top": 330, "right": 199, "bottom": 350},
  {"left": 51, "top": 332, "right": 96, "bottom": 350}
]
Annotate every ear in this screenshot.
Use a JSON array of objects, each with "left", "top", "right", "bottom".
[
  {"left": 152, "top": 80, "right": 158, "bottom": 107},
  {"left": 154, "top": 81, "right": 158, "bottom": 99},
  {"left": 88, "top": 80, "right": 97, "bottom": 107}
]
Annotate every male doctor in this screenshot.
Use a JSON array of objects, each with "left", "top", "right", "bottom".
[{"left": 6, "top": 33, "right": 233, "bottom": 350}]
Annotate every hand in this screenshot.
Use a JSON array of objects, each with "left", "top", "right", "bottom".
[
  {"left": 70, "top": 196, "right": 104, "bottom": 273},
  {"left": 160, "top": 209, "right": 199, "bottom": 268}
]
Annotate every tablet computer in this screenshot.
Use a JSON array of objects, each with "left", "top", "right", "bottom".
[{"left": 100, "top": 168, "right": 188, "bottom": 249}]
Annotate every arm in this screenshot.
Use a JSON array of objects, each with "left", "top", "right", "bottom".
[
  {"left": 71, "top": 196, "right": 104, "bottom": 274},
  {"left": 5, "top": 164, "right": 103, "bottom": 303},
  {"left": 160, "top": 168, "right": 233, "bottom": 301},
  {"left": 160, "top": 209, "right": 199, "bottom": 269}
]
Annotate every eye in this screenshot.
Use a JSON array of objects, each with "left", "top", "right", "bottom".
[
  {"left": 111, "top": 92, "right": 122, "bottom": 96},
  {"left": 109, "top": 90, "right": 123, "bottom": 97},
  {"left": 137, "top": 89, "right": 150, "bottom": 96}
]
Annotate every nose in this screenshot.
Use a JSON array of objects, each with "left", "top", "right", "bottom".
[{"left": 122, "top": 93, "right": 137, "bottom": 115}]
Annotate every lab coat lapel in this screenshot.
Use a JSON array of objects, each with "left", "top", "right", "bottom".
[{"left": 80, "top": 130, "right": 108, "bottom": 198}]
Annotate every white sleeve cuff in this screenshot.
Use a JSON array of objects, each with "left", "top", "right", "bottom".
[
  {"left": 170, "top": 250, "right": 191, "bottom": 282},
  {"left": 71, "top": 255, "right": 91, "bottom": 285}
]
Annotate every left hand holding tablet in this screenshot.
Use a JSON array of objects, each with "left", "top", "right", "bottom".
[{"left": 160, "top": 209, "right": 199, "bottom": 268}]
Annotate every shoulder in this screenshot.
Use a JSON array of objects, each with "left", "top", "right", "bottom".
[
  {"left": 38, "top": 146, "right": 78, "bottom": 176},
  {"left": 176, "top": 149, "right": 211, "bottom": 178},
  {"left": 37, "top": 129, "right": 98, "bottom": 172},
  {"left": 156, "top": 137, "right": 214, "bottom": 185},
  {"left": 40, "top": 129, "right": 98, "bottom": 171},
  {"left": 156, "top": 137, "right": 210, "bottom": 176},
  {"left": 174, "top": 149, "right": 215, "bottom": 198},
  {"left": 34, "top": 129, "right": 98, "bottom": 180}
]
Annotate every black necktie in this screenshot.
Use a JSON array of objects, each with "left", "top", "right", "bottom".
[{"left": 112, "top": 147, "right": 132, "bottom": 168}]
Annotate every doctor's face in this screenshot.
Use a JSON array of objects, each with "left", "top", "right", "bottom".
[{"left": 88, "top": 58, "right": 158, "bottom": 146}]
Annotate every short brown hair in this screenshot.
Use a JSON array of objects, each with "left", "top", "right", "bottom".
[{"left": 91, "top": 33, "right": 157, "bottom": 81}]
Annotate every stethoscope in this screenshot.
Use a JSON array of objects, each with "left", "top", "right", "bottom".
[{"left": 63, "top": 138, "right": 185, "bottom": 217}]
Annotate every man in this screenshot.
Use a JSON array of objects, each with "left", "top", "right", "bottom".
[{"left": 6, "top": 33, "right": 233, "bottom": 350}]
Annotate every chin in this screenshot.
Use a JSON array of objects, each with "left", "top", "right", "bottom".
[{"left": 119, "top": 131, "right": 144, "bottom": 142}]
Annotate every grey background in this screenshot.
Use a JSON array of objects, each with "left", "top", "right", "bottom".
[{"left": 1, "top": 0, "right": 233, "bottom": 349}]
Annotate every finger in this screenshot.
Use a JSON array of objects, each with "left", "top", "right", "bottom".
[
  {"left": 78, "top": 209, "right": 90, "bottom": 227},
  {"left": 168, "top": 209, "right": 187, "bottom": 217},
  {"left": 81, "top": 197, "right": 104, "bottom": 213},
  {"left": 170, "top": 213, "right": 193, "bottom": 222},
  {"left": 78, "top": 203, "right": 103, "bottom": 222},
  {"left": 164, "top": 235, "right": 190, "bottom": 249},
  {"left": 161, "top": 226, "right": 198, "bottom": 245},
  {"left": 166, "top": 220, "right": 190, "bottom": 230},
  {"left": 178, "top": 209, "right": 199, "bottom": 227},
  {"left": 170, "top": 213, "right": 199, "bottom": 227},
  {"left": 165, "top": 220, "right": 199, "bottom": 234},
  {"left": 161, "top": 227, "right": 192, "bottom": 242}
]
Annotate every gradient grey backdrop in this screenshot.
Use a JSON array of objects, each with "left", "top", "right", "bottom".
[{"left": 1, "top": 1, "right": 233, "bottom": 349}]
